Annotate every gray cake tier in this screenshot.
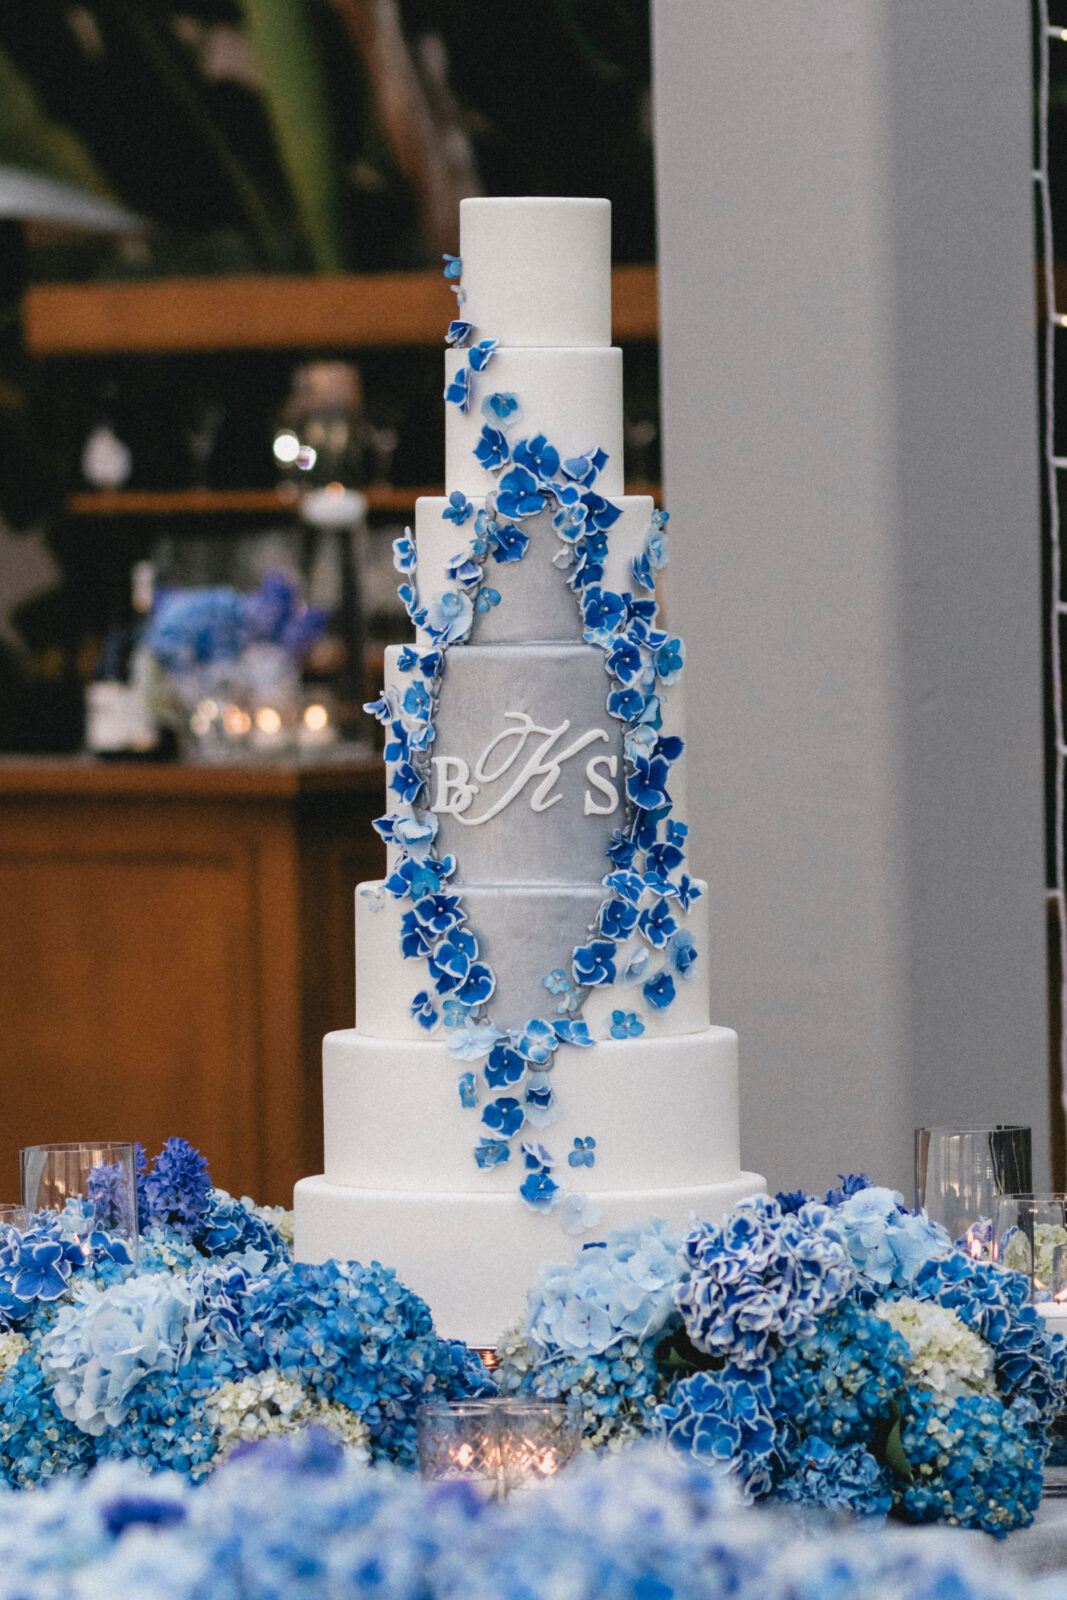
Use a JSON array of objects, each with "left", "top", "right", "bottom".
[
  {"left": 414, "top": 496, "right": 656, "bottom": 647},
  {"left": 429, "top": 641, "right": 624, "bottom": 885},
  {"left": 357, "top": 881, "right": 607, "bottom": 1033}
]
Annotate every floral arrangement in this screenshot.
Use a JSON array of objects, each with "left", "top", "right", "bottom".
[
  {"left": 496, "top": 1177, "right": 1067, "bottom": 1537},
  {"left": 362, "top": 251, "right": 694, "bottom": 1226},
  {"left": 0, "top": 1427, "right": 1033, "bottom": 1600},
  {"left": 0, "top": 1139, "right": 491, "bottom": 1487}
]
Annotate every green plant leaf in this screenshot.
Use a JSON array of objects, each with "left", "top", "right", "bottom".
[
  {"left": 0, "top": 43, "right": 116, "bottom": 197},
  {"left": 238, "top": 0, "right": 343, "bottom": 272},
  {"left": 884, "top": 1398, "right": 913, "bottom": 1482}
]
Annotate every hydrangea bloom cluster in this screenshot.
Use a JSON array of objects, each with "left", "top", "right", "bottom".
[
  {"left": 500, "top": 1177, "right": 1067, "bottom": 1537},
  {"left": 495, "top": 1221, "right": 682, "bottom": 1447},
  {"left": 362, "top": 258, "right": 699, "bottom": 1220},
  {"left": 145, "top": 572, "right": 327, "bottom": 675},
  {"left": 0, "top": 1140, "right": 489, "bottom": 1486},
  {"left": 0, "top": 1432, "right": 1027, "bottom": 1600}
]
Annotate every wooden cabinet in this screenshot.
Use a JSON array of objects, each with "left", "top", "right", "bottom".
[{"left": 0, "top": 757, "right": 384, "bottom": 1207}]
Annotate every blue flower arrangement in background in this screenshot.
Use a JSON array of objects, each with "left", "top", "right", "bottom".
[
  {"left": 0, "top": 1138, "right": 490, "bottom": 1487},
  {"left": 497, "top": 1176, "right": 1067, "bottom": 1537}
]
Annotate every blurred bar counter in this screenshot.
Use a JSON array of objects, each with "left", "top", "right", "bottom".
[{"left": 0, "top": 755, "right": 385, "bottom": 1207}]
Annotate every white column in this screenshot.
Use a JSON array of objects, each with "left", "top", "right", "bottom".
[{"left": 651, "top": 0, "right": 1047, "bottom": 1195}]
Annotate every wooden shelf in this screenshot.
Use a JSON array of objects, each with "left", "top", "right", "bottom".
[
  {"left": 24, "top": 265, "right": 658, "bottom": 356},
  {"left": 64, "top": 482, "right": 663, "bottom": 518}
]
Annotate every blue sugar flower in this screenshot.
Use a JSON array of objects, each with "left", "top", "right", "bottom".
[
  {"left": 580, "top": 490, "right": 623, "bottom": 532},
  {"left": 513, "top": 433, "right": 560, "bottom": 483},
  {"left": 393, "top": 812, "right": 437, "bottom": 862},
  {"left": 519, "top": 1169, "right": 560, "bottom": 1212},
  {"left": 552, "top": 1017, "right": 594, "bottom": 1048},
  {"left": 610, "top": 1010, "right": 644, "bottom": 1039},
  {"left": 457, "top": 1072, "right": 478, "bottom": 1108},
  {"left": 655, "top": 733, "right": 684, "bottom": 766},
  {"left": 489, "top": 520, "right": 529, "bottom": 563},
  {"left": 573, "top": 939, "right": 618, "bottom": 987},
  {"left": 456, "top": 961, "right": 495, "bottom": 1007},
  {"left": 604, "top": 869, "right": 646, "bottom": 905},
  {"left": 656, "top": 637, "right": 686, "bottom": 684},
  {"left": 396, "top": 581, "right": 426, "bottom": 626},
  {"left": 443, "top": 490, "right": 473, "bottom": 526},
  {"left": 391, "top": 533, "right": 417, "bottom": 571},
  {"left": 524, "top": 1078, "right": 558, "bottom": 1126},
  {"left": 581, "top": 586, "right": 627, "bottom": 636},
  {"left": 599, "top": 898, "right": 638, "bottom": 940},
  {"left": 495, "top": 465, "right": 545, "bottom": 519},
  {"left": 411, "top": 893, "right": 465, "bottom": 934},
  {"left": 553, "top": 498, "right": 588, "bottom": 540},
  {"left": 568, "top": 1137, "right": 596, "bottom": 1169},
  {"left": 411, "top": 990, "right": 439, "bottom": 1030},
  {"left": 475, "top": 587, "right": 501, "bottom": 612},
  {"left": 620, "top": 948, "right": 652, "bottom": 985},
  {"left": 632, "top": 550, "right": 655, "bottom": 591},
  {"left": 468, "top": 338, "right": 497, "bottom": 372},
  {"left": 627, "top": 755, "right": 672, "bottom": 811},
  {"left": 482, "top": 1097, "right": 524, "bottom": 1138},
  {"left": 675, "top": 874, "right": 701, "bottom": 911},
  {"left": 388, "top": 759, "right": 422, "bottom": 803},
  {"left": 474, "top": 1138, "right": 510, "bottom": 1169},
  {"left": 646, "top": 840, "right": 685, "bottom": 876},
  {"left": 484, "top": 1043, "right": 526, "bottom": 1088},
  {"left": 666, "top": 930, "right": 698, "bottom": 977},
  {"left": 429, "top": 927, "right": 477, "bottom": 988},
  {"left": 398, "top": 913, "right": 432, "bottom": 959},
  {"left": 562, "top": 447, "right": 608, "bottom": 486},
  {"left": 521, "top": 1141, "right": 554, "bottom": 1170},
  {"left": 608, "top": 686, "right": 646, "bottom": 722},
  {"left": 423, "top": 588, "right": 474, "bottom": 645},
  {"left": 474, "top": 425, "right": 509, "bottom": 470},
  {"left": 445, "top": 318, "right": 471, "bottom": 345},
  {"left": 643, "top": 971, "right": 676, "bottom": 1010},
  {"left": 516, "top": 1018, "right": 559, "bottom": 1065},
  {"left": 447, "top": 1019, "right": 504, "bottom": 1062},
  {"left": 445, "top": 552, "right": 481, "bottom": 587},
  {"left": 605, "top": 636, "right": 644, "bottom": 685},
  {"left": 482, "top": 390, "right": 518, "bottom": 422},
  {"left": 444, "top": 365, "right": 471, "bottom": 412},
  {"left": 559, "top": 1193, "right": 603, "bottom": 1235},
  {"left": 442, "top": 998, "right": 471, "bottom": 1028},
  {"left": 442, "top": 253, "right": 462, "bottom": 279},
  {"left": 401, "top": 681, "right": 432, "bottom": 721},
  {"left": 543, "top": 968, "right": 571, "bottom": 996},
  {"left": 606, "top": 830, "right": 638, "bottom": 868},
  {"left": 638, "top": 897, "right": 677, "bottom": 949}
]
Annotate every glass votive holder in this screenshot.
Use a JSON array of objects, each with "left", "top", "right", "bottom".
[
  {"left": 994, "top": 1193, "right": 1067, "bottom": 1493},
  {"left": 0, "top": 1205, "right": 28, "bottom": 1233},
  {"left": 416, "top": 1398, "right": 581, "bottom": 1500},
  {"left": 20, "top": 1142, "right": 138, "bottom": 1259},
  {"left": 915, "top": 1125, "right": 1031, "bottom": 1257}
]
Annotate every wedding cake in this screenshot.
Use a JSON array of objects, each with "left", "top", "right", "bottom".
[{"left": 294, "top": 197, "right": 763, "bottom": 1344}]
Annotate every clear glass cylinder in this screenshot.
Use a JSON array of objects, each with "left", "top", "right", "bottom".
[
  {"left": 20, "top": 1141, "right": 138, "bottom": 1259},
  {"left": 415, "top": 1398, "right": 581, "bottom": 1499},
  {"left": 914, "top": 1125, "right": 1031, "bottom": 1257}
]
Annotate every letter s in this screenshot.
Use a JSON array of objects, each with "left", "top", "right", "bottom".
[{"left": 584, "top": 753, "right": 619, "bottom": 816}]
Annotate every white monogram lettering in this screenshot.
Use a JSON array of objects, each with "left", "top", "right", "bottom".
[
  {"left": 584, "top": 753, "right": 619, "bottom": 815},
  {"left": 432, "top": 712, "right": 617, "bottom": 825}
]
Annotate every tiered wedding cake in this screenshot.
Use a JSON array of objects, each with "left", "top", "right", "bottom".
[{"left": 294, "top": 197, "right": 763, "bottom": 1345}]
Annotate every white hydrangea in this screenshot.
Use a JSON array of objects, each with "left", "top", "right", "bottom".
[
  {"left": 204, "top": 1368, "right": 370, "bottom": 1462},
  {"left": 1000, "top": 1221, "right": 1067, "bottom": 1288},
  {"left": 0, "top": 1331, "right": 29, "bottom": 1379},
  {"left": 874, "top": 1296, "right": 995, "bottom": 1401}
]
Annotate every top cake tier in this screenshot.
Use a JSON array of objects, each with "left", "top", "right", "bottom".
[{"left": 459, "top": 197, "right": 611, "bottom": 348}]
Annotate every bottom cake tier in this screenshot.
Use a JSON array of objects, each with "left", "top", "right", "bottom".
[{"left": 294, "top": 1170, "right": 766, "bottom": 1345}]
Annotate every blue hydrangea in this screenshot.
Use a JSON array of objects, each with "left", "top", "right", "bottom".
[
  {"left": 897, "top": 1387, "right": 1043, "bottom": 1536},
  {"left": 655, "top": 1364, "right": 776, "bottom": 1494},
  {"left": 522, "top": 1219, "right": 684, "bottom": 1360},
  {"left": 773, "top": 1435, "right": 894, "bottom": 1519},
  {"left": 833, "top": 1185, "right": 951, "bottom": 1289},
  {"left": 676, "top": 1195, "right": 856, "bottom": 1367},
  {"left": 195, "top": 1192, "right": 287, "bottom": 1271}
]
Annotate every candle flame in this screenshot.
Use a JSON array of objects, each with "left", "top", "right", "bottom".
[
  {"left": 455, "top": 1443, "right": 475, "bottom": 1469},
  {"left": 966, "top": 1228, "right": 984, "bottom": 1260},
  {"left": 536, "top": 1450, "right": 558, "bottom": 1477}
]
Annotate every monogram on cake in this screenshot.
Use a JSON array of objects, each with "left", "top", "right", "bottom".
[{"left": 294, "top": 197, "right": 764, "bottom": 1345}]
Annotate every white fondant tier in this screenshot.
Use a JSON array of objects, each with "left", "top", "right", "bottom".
[
  {"left": 355, "top": 877, "right": 711, "bottom": 1039},
  {"left": 321, "top": 1026, "right": 738, "bottom": 1193},
  {"left": 390, "top": 641, "right": 625, "bottom": 886},
  {"left": 458, "top": 197, "right": 612, "bottom": 350},
  {"left": 445, "top": 348, "right": 624, "bottom": 498},
  {"left": 294, "top": 1169, "right": 767, "bottom": 1345},
  {"left": 414, "top": 496, "right": 656, "bottom": 647}
]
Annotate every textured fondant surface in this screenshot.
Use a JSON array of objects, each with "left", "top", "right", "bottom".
[
  {"left": 445, "top": 348, "right": 624, "bottom": 497},
  {"left": 425, "top": 642, "right": 624, "bottom": 885},
  {"left": 355, "top": 877, "right": 711, "bottom": 1040},
  {"left": 458, "top": 197, "right": 612, "bottom": 350},
  {"left": 294, "top": 1169, "right": 767, "bottom": 1345},
  {"left": 321, "top": 1026, "right": 739, "bottom": 1193}
]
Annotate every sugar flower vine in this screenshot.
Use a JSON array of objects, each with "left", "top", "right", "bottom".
[{"left": 362, "top": 255, "right": 701, "bottom": 1223}]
